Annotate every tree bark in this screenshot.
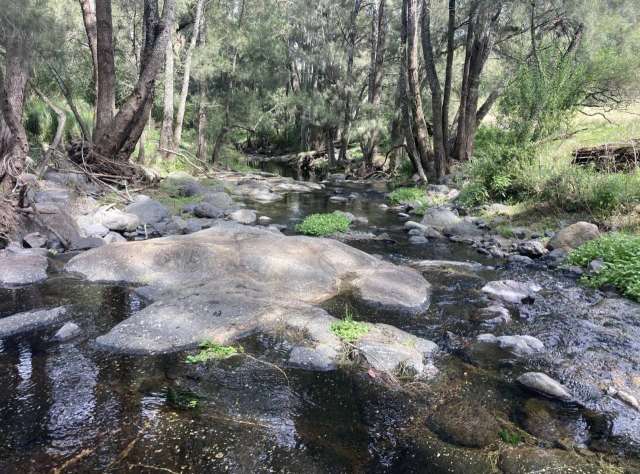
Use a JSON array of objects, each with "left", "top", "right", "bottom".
[
  {"left": 32, "top": 86, "right": 66, "bottom": 173},
  {"left": 404, "top": 0, "right": 432, "bottom": 175},
  {"left": 363, "top": 0, "right": 387, "bottom": 170},
  {"left": 78, "top": 0, "right": 99, "bottom": 103},
  {"left": 92, "top": 0, "right": 176, "bottom": 164},
  {"left": 159, "top": 28, "right": 175, "bottom": 158},
  {"left": 421, "top": 0, "right": 446, "bottom": 180},
  {"left": 196, "top": 81, "right": 208, "bottom": 161},
  {"left": 441, "top": 0, "right": 455, "bottom": 165},
  {"left": 173, "top": 0, "right": 205, "bottom": 146},
  {"left": 94, "top": 0, "right": 117, "bottom": 141},
  {"left": 211, "top": 127, "right": 228, "bottom": 164},
  {"left": 338, "top": 0, "right": 362, "bottom": 163}
]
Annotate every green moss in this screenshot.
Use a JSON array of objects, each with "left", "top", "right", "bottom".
[
  {"left": 389, "top": 187, "right": 427, "bottom": 205},
  {"left": 296, "top": 212, "right": 351, "bottom": 236},
  {"left": 186, "top": 341, "right": 239, "bottom": 364},
  {"left": 568, "top": 233, "right": 640, "bottom": 300},
  {"left": 331, "top": 310, "right": 369, "bottom": 343}
]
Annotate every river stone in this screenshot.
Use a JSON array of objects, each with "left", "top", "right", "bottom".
[
  {"left": 32, "top": 203, "right": 82, "bottom": 246},
  {"left": 0, "top": 254, "right": 48, "bottom": 286},
  {"left": 429, "top": 401, "right": 500, "bottom": 448},
  {"left": 477, "top": 305, "right": 512, "bottom": 327},
  {"left": 548, "top": 222, "right": 600, "bottom": 252},
  {"left": 517, "top": 240, "right": 548, "bottom": 258},
  {"left": 517, "top": 372, "right": 572, "bottom": 401},
  {"left": 477, "top": 334, "right": 545, "bottom": 357},
  {"left": 94, "top": 207, "right": 140, "bottom": 232},
  {"left": 52, "top": 322, "right": 82, "bottom": 342},
  {"left": 202, "top": 191, "right": 235, "bottom": 209},
  {"left": 520, "top": 398, "right": 580, "bottom": 443},
  {"left": 288, "top": 345, "right": 338, "bottom": 371},
  {"left": 482, "top": 280, "right": 542, "bottom": 305},
  {"left": 77, "top": 216, "right": 110, "bottom": 238},
  {"left": 193, "top": 202, "right": 225, "bottom": 218},
  {"left": 229, "top": 209, "right": 257, "bottom": 225},
  {"left": 163, "top": 171, "right": 202, "bottom": 197},
  {"left": 420, "top": 207, "right": 461, "bottom": 230},
  {"left": 125, "top": 197, "right": 171, "bottom": 225},
  {"left": 499, "top": 447, "right": 602, "bottom": 474},
  {"left": 23, "top": 232, "right": 47, "bottom": 249},
  {"left": 0, "top": 307, "right": 68, "bottom": 337},
  {"left": 103, "top": 231, "right": 126, "bottom": 244},
  {"left": 70, "top": 237, "right": 106, "bottom": 251}
]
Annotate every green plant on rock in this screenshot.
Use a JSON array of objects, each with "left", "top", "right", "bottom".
[
  {"left": 331, "top": 309, "right": 369, "bottom": 343},
  {"left": 186, "top": 341, "right": 239, "bottom": 364},
  {"left": 388, "top": 187, "right": 427, "bottom": 205},
  {"left": 296, "top": 212, "right": 352, "bottom": 236},
  {"left": 568, "top": 233, "right": 640, "bottom": 301},
  {"left": 499, "top": 429, "right": 522, "bottom": 446}
]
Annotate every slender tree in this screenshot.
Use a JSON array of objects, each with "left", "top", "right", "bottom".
[{"left": 159, "top": 28, "right": 175, "bottom": 158}]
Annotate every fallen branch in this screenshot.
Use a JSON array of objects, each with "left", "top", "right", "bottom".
[{"left": 158, "top": 147, "right": 212, "bottom": 176}]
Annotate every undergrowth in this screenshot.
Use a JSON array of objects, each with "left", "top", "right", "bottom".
[
  {"left": 296, "top": 211, "right": 352, "bottom": 236},
  {"left": 186, "top": 341, "right": 239, "bottom": 364},
  {"left": 567, "top": 233, "right": 640, "bottom": 301},
  {"left": 388, "top": 187, "right": 427, "bottom": 205},
  {"left": 331, "top": 309, "right": 369, "bottom": 343}
]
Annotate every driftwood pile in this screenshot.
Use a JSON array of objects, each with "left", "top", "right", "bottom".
[{"left": 573, "top": 140, "right": 640, "bottom": 173}]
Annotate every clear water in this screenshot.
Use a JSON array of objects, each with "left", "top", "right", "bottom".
[{"left": 1, "top": 168, "right": 639, "bottom": 472}]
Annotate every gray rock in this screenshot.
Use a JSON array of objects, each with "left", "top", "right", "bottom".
[
  {"left": 288, "top": 345, "right": 338, "bottom": 371},
  {"left": 478, "top": 305, "right": 512, "bottom": 327},
  {"left": 0, "top": 307, "right": 68, "bottom": 337},
  {"left": 0, "top": 254, "right": 48, "bottom": 286},
  {"left": 32, "top": 203, "right": 82, "bottom": 246},
  {"left": 588, "top": 259, "right": 605, "bottom": 273},
  {"left": 163, "top": 171, "right": 202, "bottom": 197},
  {"left": 427, "top": 184, "right": 450, "bottom": 194},
  {"left": 508, "top": 254, "right": 535, "bottom": 265},
  {"left": 429, "top": 400, "right": 500, "bottom": 448},
  {"left": 77, "top": 217, "right": 110, "bottom": 238},
  {"left": 517, "top": 372, "right": 572, "bottom": 401},
  {"left": 125, "top": 197, "right": 171, "bottom": 225},
  {"left": 477, "top": 334, "right": 545, "bottom": 357},
  {"left": 95, "top": 207, "right": 140, "bottom": 232},
  {"left": 23, "top": 232, "right": 47, "bottom": 249},
  {"left": 103, "top": 232, "right": 126, "bottom": 244},
  {"left": 202, "top": 191, "right": 235, "bottom": 209},
  {"left": 517, "top": 240, "right": 548, "bottom": 258},
  {"left": 329, "top": 195, "right": 349, "bottom": 203},
  {"left": 499, "top": 447, "right": 602, "bottom": 474},
  {"left": 482, "top": 280, "right": 542, "bottom": 305},
  {"left": 548, "top": 222, "right": 600, "bottom": 252},
  {"left": 420, "top": 207, "right": 461, "bottom": 230},
  {"left": 193, "top": 202, "right": 224, "bottom": 218},
  {"left": 413, "top": 260, "right": 486, "bottom": 272},
  {"left": 409, "top": 235, "right": 428, "bottom": 245},
  {"left": 258, "top": 216, "right": 272, "bottom": 225},
  {"left": 52, "top": 322, "right": 82, "bottom": 342},
  {"left": 229, "top": 209, "right": 257, "bottom": 225},
  {"left": 70, "top": 237, "right": 106, "bottom": 251}
]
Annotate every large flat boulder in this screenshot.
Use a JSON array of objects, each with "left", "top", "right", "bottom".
[
  {"left": 0, "top": 307, "right": 69, "bottom": 337},
  {"left": 125, "top": 196, "right": 171, "bottom": 225},
  {"left": 548, "top": 221, "right": 600, "bottom": 252},
  {"left": 0, "top": 253, "right": 48, "bottom": 286}
]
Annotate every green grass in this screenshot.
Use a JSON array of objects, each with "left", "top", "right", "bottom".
[
  {"left": 499, "top": 429, "right": 522, "bottom": 446},
  {"left": 185, "top": 342, "right": 239, "bottom": 364},
  {"left": 567, "top": 233, "right": 640, "bottom": 300},
  {"left": 388, "top": 187, "right": 427, "bottom": 205},
  {"left": 330, "top": 309, "right": 369, "bottom": 343},
  {"left": 296, "top": 212, "right": 352, "bottom": 236}
]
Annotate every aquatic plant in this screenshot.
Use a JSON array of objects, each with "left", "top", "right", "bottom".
[
  {"left": 568, "top": 233, "right": 640, "bottom": 301},
  {"left": 331, "top": 310, "right": 369, "bottom": 343},
  {"left": 296, "top": 212, "right": 351, "bottom": 236},
  {"left": 186, "top": 341, "right": 239, "bottom": 364}
]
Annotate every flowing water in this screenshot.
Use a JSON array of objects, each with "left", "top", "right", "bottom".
[{"left": 1, "top": 166, "right": 639, "bottom": 473}]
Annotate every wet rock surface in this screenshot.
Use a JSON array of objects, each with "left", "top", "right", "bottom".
[
  {"left": 0, "top": 306, "right": 69, "bottom": 337},
  {"left": 0, "top": 253, "right": 49, "bottom": 286},
  {"left": 428, "top": 401, "right": 500, "bottom": 448}
]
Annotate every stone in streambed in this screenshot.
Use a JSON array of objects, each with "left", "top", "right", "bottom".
[
  {"left": 125, "top": 196, "right": 171, "bottom": 225},
  {"left": 0, "top": 307, "right": 69, "bottom": 337},
  {"left": 23, "top": 232, "right": 47, "bottom": 249},
  {"left": 517, "top": 372, "right": 572, "bottom": 401},
  {"left": 52, "top": 322, "right": 82, "bottom": 342},
  {"left": 428, "top": 400, "right": 500, "bottom": 448},
  {"left": 228, "top": 209, "right": 257, "bottom": 225},
  {"left": 0, "top": 253, "right": 48, "bottom": 286},
  {"left": 482, "top": 280, "right": 542, "bottom": 305},
  {"left": 548, "top": 222, "right": 600, "bottom": 252},
  {"left": 477, "top": 334, "right": 545, "bottom": 357},
  {"left": 94, "top": 207, "right": 140, "bottom": 232}
]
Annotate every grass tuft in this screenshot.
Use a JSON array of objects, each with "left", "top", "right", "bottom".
[
  {"left": 186, "top": 341, "right": 239, "bottom": 364},
  {"left": 330, "top": 309, "right": 369, "bottom": 343},
  {"left": 296, "top": 212, "right": 352, "bottom": 236},
  {"left": 388, "top": 187, "right": 427, "bottom": 205}
]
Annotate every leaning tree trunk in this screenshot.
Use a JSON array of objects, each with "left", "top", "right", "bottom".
[
  {"left": 78, "top": 0, "right": 99, "bottom": 112},
  {"left": 94, "top": 0, "right": 116, "bottom": 141},
  {"left": 211, "top": 127, "right": 229, "bottom": 165},
  {"left": 363, "top": 0, "right": 387, "bottom": 170},
  {"left": 196, "top": 81, "right": 208, "bottom": 161},
  {"left": 173, "top": 0, "right": 205, "bottom": 146},
  {"left": 88, "top": 0, "right": 176, "bottom": 174},
  {"left": 159, "top": 28, "right": 175, "bottom": 159}
]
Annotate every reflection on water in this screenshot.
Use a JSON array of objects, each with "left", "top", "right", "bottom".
[{"left": 0, "top": 168, "right": 639, "bottom": 472}]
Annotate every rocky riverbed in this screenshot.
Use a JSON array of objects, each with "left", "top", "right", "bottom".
[{"left": 0, "top": 166, "right": 639, "bottom": 473}]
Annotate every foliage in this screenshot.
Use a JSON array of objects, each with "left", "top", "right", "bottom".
[
  {"left": 568, "top": 233, "right": 640, "bottom": 301},
  {"left": 296, "top": 212, "right": 352, "bottom": 236},
  {"left": 388, "top": 187, "right": 427, "bottom": 205},
  {"left": 185, "top": 341, "right": 239, "bottom": 364},
  {"left": 166, "top": 388, "right": 202, "bottom": 410},
  {"left": 499, "top": 429, "right": 522, "bottom": 446},
  {"left": 330, "top": 309, "right": 369, "bottom": 343}
]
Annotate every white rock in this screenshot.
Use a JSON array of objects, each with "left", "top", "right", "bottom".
[
  {"left": 482, "top": 280, "right": 542, "bottom": 305},
  {"left": 517, "top": 372, "right": 572, "bottom": 401}
]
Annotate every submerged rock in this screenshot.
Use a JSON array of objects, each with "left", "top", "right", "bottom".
[
  {"left": 482, "top": 280, "right": 542, "bottom": 305},
  {"left": 477, "top": 305, "right": 512, "bottom": 327},
  {"left": 0, "top": 307, "right": 69, "bottom": 337},
  {"left": 52, "top": 322, "right": 82, "bottom": 342},
  {"left": 517, "top": 372, "right": 572, "bottom": 401},
  {"left": 477, "top": 334, "right": 545, "bottom": 357},
  {"left": 0, "top": 254, "right": 48, "bottom": 286},
  {"left": 428, "top": 401, "right": 500, "bottom": 448},
  {"left": 548, "top": 221, "right": 600, "bottom": 252}
]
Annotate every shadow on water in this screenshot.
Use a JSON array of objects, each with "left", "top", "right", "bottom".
[{"left": 1, "top": 161, "right": 639, "bottom": 472}]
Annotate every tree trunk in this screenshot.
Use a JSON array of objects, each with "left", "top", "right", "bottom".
[
  {"left": 403, "top": 0, "right": 431, "bottom": 175},
  {"left": 0, "top": 39, "right": 31, "bottom": 195},
  {"left": 173, "top": 0, "right": 205, "bottom": 146},
  {"left": 159, "top": 28, "right": 175, "bottom": 158},
  {"left": 32, "top": 86, "right": 66, "bottom": 174},
  {"left": 326, "top": 128, "right": 337, "bottom": 168},
  {"left": 398, "top": 57, "right": 427, "bottom": 183},
  {"left": 421, "top": 0, "right": 446, "bottom": 180},
  {"left": 363, "top": 0, "right": 387, "bottom": 170},
  {"left": 78, "top": 0, "right": 99, "bottom": 104},
  {"left": 441, "top": 0, "right": 455, "bottom": 169},
  {"left": 91, "top": 0, "right": 176, "bottom": 165},
  {"left": 211, "top": 127, "right": 229, "bottom": 165},
  {"left": 338, "top": 0, "right": 362, "bottom": 163},
  {"left": 94, "top": 0, "right": 117, "bottom": 141},
  {"left": 196, "top": 81, "right": 208, "bottom": 161}
]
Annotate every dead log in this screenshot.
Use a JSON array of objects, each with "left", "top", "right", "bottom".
[{"left": 573, "top": 140, "right": 640, "bottom": 173}]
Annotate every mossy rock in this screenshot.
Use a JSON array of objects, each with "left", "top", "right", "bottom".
[{"left": 428, "top": 400, "right": 500, "bottom": 448}]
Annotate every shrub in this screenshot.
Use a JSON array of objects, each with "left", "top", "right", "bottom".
[
  {"left": 296, "top": 212, "right": 351, "bottom": 236},
  {"left": 186, "top": 341, "right": 238, "bottom": 364},
  {"left": 388, "top": 187, "right": 427, "bottom": 205},
  {"left": 331, "top": 311, "right": 369, "bottom": 343},
  {"left": 568, "top": 233, "right": 640, "bottom": 300}
]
